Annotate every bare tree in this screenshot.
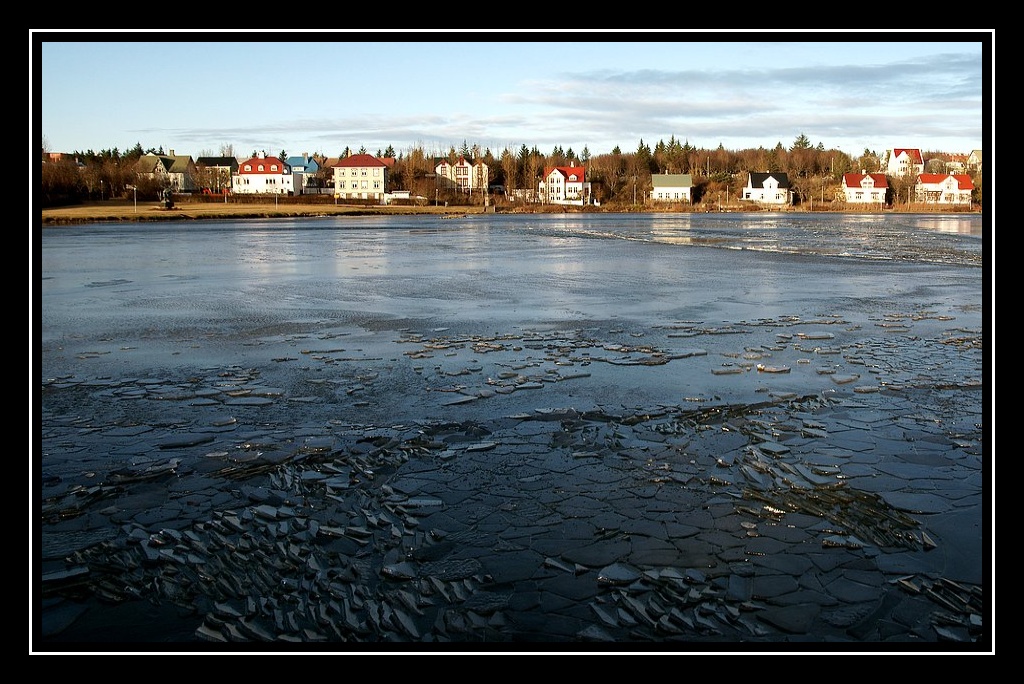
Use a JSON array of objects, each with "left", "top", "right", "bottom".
[{"left": 500, "top": 147, "right": 517, "bottom": 197}]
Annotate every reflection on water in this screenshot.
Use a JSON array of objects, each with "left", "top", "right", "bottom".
[
  {"left": 910, "top": 216, "right": 982, "bottom": 234},
  {"left": 514, "top": 212, "right": 983, "bottom": 267}
]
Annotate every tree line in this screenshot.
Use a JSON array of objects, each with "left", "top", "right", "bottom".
[{"left": 39, "top": 134, "right": 982, "bottom": 208}]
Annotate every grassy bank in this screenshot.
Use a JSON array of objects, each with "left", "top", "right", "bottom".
[
  {"left": 39, "top": 199, "right": 487, "bottom": 225},
  {"left": 40, "top": 198, "right": 979, "bottom": 226}
]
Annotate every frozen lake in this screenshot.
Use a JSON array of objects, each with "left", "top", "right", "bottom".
[
  {"left": 36, "top": 212, "right": 988, "bottom": 649},
  {"left": 39, "top": 212, "right": 983, "bottom": 407}
]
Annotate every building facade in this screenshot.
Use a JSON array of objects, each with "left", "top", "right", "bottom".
[
  {"left": 539, "top": 166, "right": 589, "bottom": 205},
  {"left": 194, "top": 156, "right": 238, "bottom": 194},
  {"left": 914, "top": 173, "right": 974, "bottom": 205},
  {"left": 885, "top": 148, "right": 925, "bottom": 177},
  {"left": 649, "top": 173, "right": 693, "bottom": 203},
  {"left": 232, "top": 153, "right": 300, "bottom": 194},
  {"left": 333, "top": 153, "right": 389, "bottom": 201},
  {"left": 741, "top": 172, "right": 792, "bottom": 205},
  {"left": 135, "top": 150, "right": 198, "bottom": 192},
  {"left": 434, "top": 157, "right": 489, "bottom": 193},
  {"left": 841, "top": 172, "right": 888, "bottom": 205}
]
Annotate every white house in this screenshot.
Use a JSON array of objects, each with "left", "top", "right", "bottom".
[
  {"left": 434, "top": 157, "right": 489, "bottom": 193},
  {"left": 539, "top": 166, "right": 590, "bottom": 205},
  {"left": 333, "top": 153, "right": 389, "bottom": 202},
  {"left": 967, "top": 149, "right": 983, "bottom": 171},
  {"left": 741, "top": 172, "right": 792, "bottom": 206},
  {"left": 884, "top": 148, "right": 924, "bottom": 177},
  {"left": 232, "top": 153, "right": 300, "bottom": 195},
  {"left": 914, "top": 173, "right": 974, "bottom": 205},
  {"left": 841, "top": 172, "right": 888, "bottom": 205},
  {"left": 649, "top": 173, "right": 693, "bottom": 203}
]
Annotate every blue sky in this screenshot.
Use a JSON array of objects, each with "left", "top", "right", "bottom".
[{"left": 34, "top": 31, "right": 991, "bottom": 160}]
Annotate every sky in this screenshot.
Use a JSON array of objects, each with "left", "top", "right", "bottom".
[{"left": 33, "top": 31, "right": 992, "bottom": 161}]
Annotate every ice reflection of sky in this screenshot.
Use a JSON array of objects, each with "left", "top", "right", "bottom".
[
  {"left": 909, "top": 217, "right": 982, "bottom": 234},
  {"left": 510, "top": 212, "right": 983, "bottom": 267}
]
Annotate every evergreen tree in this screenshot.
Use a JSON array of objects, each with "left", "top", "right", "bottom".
[{"left": 791, "top": 133, "right": 812, "bottom": 151}]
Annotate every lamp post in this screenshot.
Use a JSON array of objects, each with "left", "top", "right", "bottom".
[{"left": 126, "top": 184, "right": 136, "bottom": 213}]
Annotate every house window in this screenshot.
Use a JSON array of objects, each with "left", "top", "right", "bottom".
[
  {"left": 244, "top": 165, "right": 251, "bottom": 172},
  {"left": 373, "top": 169, "right": 379, "bottom": 176},
  {"left": 350, "top": 181, "right": 358, "bottom": 189},
  {"left": 373, "top": 180, "right": 381, "bottom": 189},
  {"left": 258, "top": 165, "right": 264, "bottom": 172},
  {"left": 361, "top": 180, "right": 367, "bottom": 189},
  {"left": 271, "top": 165, "right": 278, "bottom": 171}
]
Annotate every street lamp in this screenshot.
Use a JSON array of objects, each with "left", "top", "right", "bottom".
[{"left": 126, "top": 185, "right": 136, "bottom": 213}]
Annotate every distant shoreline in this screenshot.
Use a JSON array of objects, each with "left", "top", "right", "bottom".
[{"left": 39, "top": 199, "right": 980, "bottom": 226}]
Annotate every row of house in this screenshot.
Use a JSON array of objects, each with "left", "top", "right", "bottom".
[
  {"left": 115, "top": 146, "right": 982, "bottom": 207},
  {"left": 645, "top": 168, "right": 975, "bottom": 206}
]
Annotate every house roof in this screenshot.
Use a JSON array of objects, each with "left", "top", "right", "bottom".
[
  {"left": 434, "top": 157, "right": 481, "bottom": 167},
  {"left": 167, "top": 156, "right": 194, "bottom": 174},
  {"left": 136, "top": 153, "right": 194, "bottom": 175},
  {"left": 842, "top": 172, "right": 888, "bottom": 188},
  {"left": 893, "top": 149, "right": 924, "bottom": 164},
  {"left": 285, "top": 155, "right": 320, "bottom": 171},
  {"left": 196, "top": 156, "right": 239, "bottom": 170},
  {"left": 918, "top": 173, "right": 974, "bottom": 190},
  {"left": 651, "top": 174, "right": 692, "bottom": 188},
  {"left": 748, "top": 172, "right": 790, "bottom": 188},
  {"left": 333, "top": 154, "right": 388, "bottom": 168},
  {"left": 544, "top": 166, "right": 586, "bottom": 182},
  {"left": 237, "top": 155, "right": 288, "bottom": 174}
]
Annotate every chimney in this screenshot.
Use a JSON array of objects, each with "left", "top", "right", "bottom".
[{"left": 169, "top": 150, "right": 175, "bottom": 156}]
